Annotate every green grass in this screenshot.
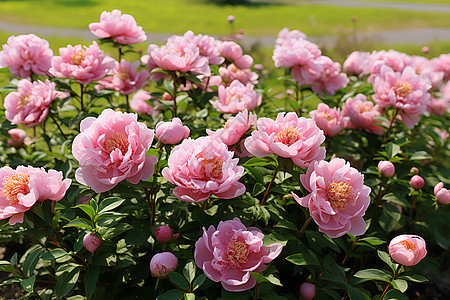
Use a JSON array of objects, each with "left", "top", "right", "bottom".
[{"left": 354, "top": 0, "right": 450, "bottom": 4}]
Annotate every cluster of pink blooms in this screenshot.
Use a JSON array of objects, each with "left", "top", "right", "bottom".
[{"left": 210, "top": 80, "right": 262, "bottom": 114}]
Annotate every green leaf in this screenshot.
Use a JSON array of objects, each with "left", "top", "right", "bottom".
[
  {"left": 222, "top": 289, "right": 251, "bottom": 300},
  {"left": 244, "top": 157, "right": 277, "bottom": 167},
  {"left": 84, "top": 267, "right": 100, "bottom": 299},
  {"left": 1, "top": 278, "right": 21, "bottom": 286},
  {"left": 183, "top": 261, "right": 196, "bottom": 284},
  {"left": 244, "top": 166, "right": 264, "bottom": 183},
  {"left": 250, "top": 272, "right": 282, "bottom": 286},
  {"left": 346, "top": 284, "right": 370, "bottom": 300},
  {"left": 263, "top": 232, "right": 289, "bottom": 247},
  {"left": 354, "top": 269, "right": 392, "bottom": 282},
  {"left": 55, "top": 266, "right": 81, "bottom": 299},
  {"left": 382, "top": 193, "right": 410, "bottom": 208},
  {"left": 22, "top": 246, "right": 43, "bottom": 277},
  {"left": 98, "top": 197, "right": 125, "bottom": 214},
  {"left": 357, "top": 237, "right": 386, "bottom": 246},
  {"left": 101, "top": 223, "right": 132, "bottom": 239},
  {"left": 156, "top": 289, "right": 185, "bottom": 300},
  {"left": 41, "top": 248, "right": 69, "bottom": 261},
  {"left": 184, "top": 293, "right": 195, "bottom": 300},
  {"left": 259, "top": 206, "right": 270, "bottom": 225},
  {"left": 20, "top": 275, "right": 36, "bottom": 293},
  {"left": 192, "top": 274, "right": 206, "bottom": 291},
  {"left": 275, "top": 220, "right": 298, "bottom": 231},
  {"left": 409, "top": 151, "right": 432, "bottom": 161},
  {"left": 398, "top": 274, "right": 427, "bottom": 283},
  {"left": 285, "top": 251, "right": 320, "bottom": 266},
  {"left": 253, "top": 182, "right": 265, "bottom": 196},
  {"left": 391, "top": 279, "right": 408, "bottom": 293},
  {"left": 75, "top": 204, "right": 96, "bottom": 219},
  {"left": 0, "top": 260, "right": 18, "bottom": 273},
  {"left": 383, "top": 289, "right": 408, "bottom": 300},
  {"left": 386, "top": 143, "right": 401, "bottom": 159},
  {"left": 63, "top": 218, "right": 93, "bottom": 230},
  {"left": 377, "top": 251, "right": 395, "bottom": 272},
  {"left": 169, "top": 272, "right": 190, "bottom": 291}
]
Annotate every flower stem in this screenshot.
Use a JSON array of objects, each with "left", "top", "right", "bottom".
[
  {"left": 48, "top": 111, "right": 67, "bottom": 140},
  {"left": 409, "top": 195, "right": 418, "bottom": 225},
  {"left": 342, "top": 237, "right": 358, "bottom": 265},
  {"left": 384, "top": 108, "right": 399, "bottom": 143},
  {"left": 79, "top": 83, "right": 85, "bottom": 112},
  {"left": 260, "top": 163, "right": 280, "bottom": 206},
  {"left": 171, "top": 72, "right": 178, "bottom": 118},
  {"left": 415, "top": 204, "right": 436, "bottom": 222},
  {"left": 297, "top": 216, "right": 313, "bottom": 239},
  {"left": 125, "top": 94, "right": 130, "bottom": 113},
  {"left": 380, "top": 264, "right": 401, "bottom": 300}
]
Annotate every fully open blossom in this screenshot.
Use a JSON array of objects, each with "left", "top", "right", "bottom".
[
  {"left": 210, "top": 80, "right": 261, "bottom": 114},
  {"left": 4, "top": 79, "right": 69, "bottom": 127},
  {"left": 372, "top": 65, "right": 431, "bottom": 128},
  {"left": 0, "top": 34, "right": 53, "bottom": 78},
  {"left": 129, "top": 90, "right": 158, "bottom": 117},
  {"left": 97, "top": 59, "right": 149, "bottom": 95},
  {"left": 0, "top": 166, "right": 71, "bottom": 225},
  {"left": 72, "top": 109, "right": 157, "bottom": 193},
  {"left": 245, "top": 112, "right": 326, "bottom": 168},
  {"left": 309, "top": 103, "right": 348, "bottom": 137},
  {"left": 51, "top": 41, "right": 115, "bottom": 84},
  {"left": 219, "top": 64, "right": 258, "bottom": 85},
  {"left": 434, "top": 182, "right": 450, "bottom": 205},
  {"left": 273, "top": 38, "right": 321, "bottom": 69},
  {"left": 174, "top": 31, "right": 224, "bottom": 65},
  {"left": 343, "top": 51, "right": 370, "bottom": 76},
  {"left": 431, "top": 53, "right": 450, "bottom": 81},
  {"left": 194, "top": 218, "right": 282, "bottom": 292},
  {"left": 7, "top": 129, "right": 32, "bottom": 148},
  {"left": 365, "top": 49, "right": 411, "bottom": 82},
  {"left": 89, "top": 9, "right": 147, "bottom": 44},
  {"left": 410, "top": 55, "right": 444, "bottom": 89},
  {"left": 389, "top": 235, "right": 427, "bottom": 266},
  {"left": 275, "top": 27, "right": 307, "bottom": 46},
  {"left": 293, "top": 158, "right": 371, "bottom": 238},
  {"left": 342, "top": 94, "right": 384, "bottom": 135},
  {"left": 161, "top": 137, "right": 245, "bottom": 203},
  {"left": 220, "top": 41, "right": 253, "bottom": 69},
  {"left": 150, "top": 252, "right": 178, "bottom": 277},
  {"left": 207, "top": 110, "right": 257, "bottom": 146},
  {"left": 155, "top": 118, "right": 190, "bottom": 145}
]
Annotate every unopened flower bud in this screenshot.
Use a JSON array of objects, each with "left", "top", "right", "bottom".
[
  {"left": 150, "top": 252, "right": 178, "bottom": 278},
  {"left": 83, "top": 233, "right": 101, "bottom": 253},
  {"left": 434, "top": 182, "right": 450, "bottom": 204},
  {"left": 7, "top": 129, "right": 31, "bottom": 148},
  {"left": 378, "top": 161, "right": 395, "bottom": 178},
  {"left": 410, "top": 175, "right": 425, "bottom": 189},
  {"left": 155, "top": 118, "right": 190, "bottom": 145},
  {"left": 300, "top": 282, "right": 316, "bottom": 300},
  {"left": 227, "top": 15, "right": 235, "bottom": 23},
  {"left": 421, "top": 46, "right": 430, "bottom": 54},
  {"left": 155, "top": 225, "right": 173, "bottom": 243},
  {"left": 410, "top": 167, "right": 419, "bottom": 175}
]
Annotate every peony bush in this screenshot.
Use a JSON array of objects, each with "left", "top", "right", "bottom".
[{"left": 0, "top": 11, "right": 448, "bottom": 300}]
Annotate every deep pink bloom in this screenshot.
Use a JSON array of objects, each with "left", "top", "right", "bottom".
[
  {"left": 210, "top": 80, "right": 262, "bottom": 114},
  {"left": 293, "top": 158, "right": 371, "bottom": 238},
  {"left": 410, "top": 175, "right": 425, "bottom": 189},
  {"left": 129, "top": 90, "right": 158, "bottom": 117},
  {"left": 155, "top": 226, "right": 174, "bottom": 243},
  {"left": 378, "top": 161, "right": 395, "bottom": 178},
  {"left": 372, "top": 66, "right": 431, "bottom": 128},
  {"left": 89, "top": 9, "right": 147, "bottom": 44},
  {"left": 0, "top": 166, "right": 71, "bottom": 225},
  {"left": 434, "top": 182, "right": 450, "bottom": 205},
  {"left": 194, "top": 217, "right": 282, "bottom": 292},
  {"left": 51, "top": 41, "right": 115, "bottom": 84},
  {"left": 0, "top": 34, "right": 53, "bottom": 78},
  {"left": 4, "top": 79, "right": 69, "bottom": 127},
  {"left": 220, "top": 41, "right": 253, "bottom": 69},
  {"left": 72, "top": 109, "right": 158, "bottom": 193},
  {"left": 309, "top": 103, "right": 348, "bottom": 137},
  {"left": 343, "top": 51, "right": 370, "bottom": 76},
  {"left": 300, "top": 282, "right": 316, "bottom": 300},
  {"left": 155, "top": 118, "right": 190, "bottom": 145},
  {"left": 219, "top": 64, "right": 258, "bottom": 85},
  {"left": 389, "top": 235, "right": 427, "bottom": 266},
  {"left": 150, "top": 252, "right": 178, "bottom": 277},
  {"left": 7, "top": 129, "right": 32, "bottom": 148},
  {"left": 410, "top": 167, "right": 419, "bottom": 175},
  {"left": 342, "top": 94, "right": 384, "bottom": 135},
  {"left": 207, "top": 110, "right": 257, "bottom": 146},
  {"left": 97, "top": 59, "right": 149, "bottom": 95},
  {"left": 245, "top": 112, "right": 326, "bottom": 168},
  {"left": 161, "top": 137, "right": 246, "bottom": 203},
  {"left": 83, "top": 233, "right": 101, "bottom": 253}
]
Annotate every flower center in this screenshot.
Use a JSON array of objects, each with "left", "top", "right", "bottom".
[
  {"left": 2, "top": 172, "right": 30, "bottom": 206},
  {"left": 104, "top": 132, "right": 129, "bottom": 155},
  {"left": 357, "top": 103, "right": 372, "bottom": 113},
  {"left": 394, "top": 81, "right": 413, "bottom": 98},
  {"left": 168, "top": 48, "right": 183, "bottom": 57},
  {"left": 117, "top": 71, "right": 130, "bottom": 81},
  {"left": 17, "top": 95, "right": 31, "bottom": 109},
  {"left": 400, "top": 240, "right": 417, "bottom": 251},
  {"left": 227, "top": 240, "right": 249, "bottom": 267},
  {"left": 327, "top": 181, "right": 353, "bottom": 210},
  {"left": 228, "top": 94, "right": 242, "bottom": 103},
  {"left": 275, "top": 126, "right": 303, "bottom": 146},
  {"left": 318, "top": 112, "right": 335, "bottom": 121},
  {"left": 71, "top": 50, "right": 86, "bottom": 65},
  {"left": 202, "top": 157, "right": 224, "bottom": 178}
]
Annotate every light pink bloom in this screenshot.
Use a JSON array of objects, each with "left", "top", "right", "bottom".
[
  {"left": 342, "top": 94, "right": 384, "bottom": 135},
  {"left": 409, "top": 55, "right": 444, "bottom": 89},
  {"left": 227, "top": 15, "right": 235, "bottom": 23},
  {"left": 175, "top": 31, "right": 224, "bottom": 66},
  {"left": 210, "top": 80, "right": 261, "bottom": 114},
  {"left": 220, "top": 41, "right": 253, "bottom": 69},
  {"left": 410, "top": 167, "right": 419, "bottom": 175},
  {"left": 89, "top": 9, "right": 147, "bottom": 44},
  {"left": 72, "top": 109, "right": 158, "bottom": 193},
  {"left": 155, "top": 226, "right": 174, "bottom": 243},
  {"left": 0, "top": 166, "right": 71, "bottom": 225},
  {"left": 245, "top": 112, "right": 326, "bottom": 168},
  {"left": 389, "top": 235, "right": 427, "bottom": 266},
  {"left": 150, "top": 252, "right": 178, "bottom": 278},
  {"left": 207, "top": 110, "right": 257, "bottom": 146},
  {"left": 97, "top": 59, "right": 149, "bottom": 95},
  {"left": 129, "top": 90, "right": 158, "bottom": 117},
  {"left": 410, "top": 175, "right": 425, "bottom": 189},
  {"left": 275, "top": 28, "right": 307, "bottom": 46},
  {"left": 155, "top": 118, "right": 190, "bottom": 145},
  {"left": 4, "top": 79, "right": 69, "bottom": 127},
  {"left": 378, "top": 161, "right": 395, "bottom": 178},
  {"left": 161, "top": 137, "right": 246, "bottom": 203},
  {"left": 343, "top": 51, "right": 370, "bottom": 76},
  {"left": 7, "top": 129, "right": 32, "bottom": 148},
  {"left": 83, "top": 233, "right": 101, "bottom": 253},
  {"left": 434, "top": 182, "right": 450, "bottom": 205},
  {"left": 293, "top": 158, "right": 371, "bottom": 238},
  {"left": 219, "top": 64, "right": 258, "bottom": 85},
  {"left": 300, "top": 282, "right": 316, "bottom": 300},
  {"left": 273, "top": 38, "right": 321, "bottom": 69},
  {"left": 431, "top": 53, "right": 450, "bottom": 81},
  {"left": 365, "top": 49, "right": 411, "bottom": 82},
  {"left": 309, "top": 103, "right": 348, "bottom": 137},
  {"left": 51, "top": 41, "right": 115, "bottom": 84},
  {"left": 0, "top": 34, "right": 53, "bottom": 78},
  {"left": 427, "top": 97, "right": 449, "bottom": 116},
  {"left": 194, "top": 217, "right": 282, "bottom": 292},
  {"left": 372, "top": 66, "right": 431, "bottom": 129}
]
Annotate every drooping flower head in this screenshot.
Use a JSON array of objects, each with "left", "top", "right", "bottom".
[
  {"left": 161, "top": 136, "right": 246, "bottom": 203},
  {"left": 293, "top": 158, "right": 371, "bottom": 238},
  {"left": 389, "top": 235, "right": 427, "bottom": 266},
  {"left": 342, "top": 94, "right": 384, "bottom": 135},
  {"left": 72, "top": 109, "right": 158, "bottom": 193},
  {"left": 309, "top": 103, "right": 348, "bottom": 137},
  {"left": 210, "top": 80, "right": 262, "bottom": 114},
  {"left": 194, "top": 217, "right": 282, "bottom": 292},
  {"left": 207, "top": 110, "right": 257, "bottom": 146}
]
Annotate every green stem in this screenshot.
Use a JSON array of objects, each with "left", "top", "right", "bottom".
[
  {"left": 380, "top": 264, "right": 401, "bottom": 300},
  {"left": 80, "top": 83, "right": 85, "bottom": 112},
  {"left": 384, "top": 108, "right": 399, "bottom": 143},
  {"left": 171, "top": 72, "right": 178, "bottom": 118},
  {"left": 48, "top": 111, "right": 67, "bottom": 140},
  {"left": 260, "top": 163, "right": 280, "bottom": 206},
  {"left": 125, "top": 94, "right": 130, "bottom": 113},
  {"left": 297, "top": 216, "right": 313, "bottom": 239},
  {"left": 409, "top": 195, "right": 418, "bottom": 225}
]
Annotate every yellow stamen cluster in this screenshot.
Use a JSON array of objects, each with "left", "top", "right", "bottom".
[
  {"left": 327, "top": 181, "right": 353, "bottom": 210},
  {"left": 104, "top": 132, "right": 129, "bottom": 155},
  {"left": 2, "top": 172, "right": 30, "bottom": 206}
]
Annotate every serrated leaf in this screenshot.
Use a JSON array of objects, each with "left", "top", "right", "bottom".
[
  {"left": 391, "top": 279, "right": 408, "bottom": 293},
  {"left": 192, "top": 274, "right": 206, "bottom": 291},
  {"left": 156, "top": 289, "right": 185, "bottom": 300},
  {"left": 98, "top": 197, "right": 125, "bottom": 214},
  {"left": 169, "top": 272, "right": 190, "bottom": 291},
  {"left": 20, "top": 275, "right": 36, "bottom": 293},
  {"left": 354, "top": 269, "right": 392, "bottom": 282},
  {"left": 183, "top": 261, "right": 196, "bottom": 284},
  {"left": 41, "top": 248, "right": 69, "bottom": 261},
  {"left": 63, "top": 218, "right": 93, "bottom": 230}
]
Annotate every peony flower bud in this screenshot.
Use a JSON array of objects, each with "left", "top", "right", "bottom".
[
  {"left": 227, "top": 15, "right": 235, "bottom": 23},
  {"left": 155, "top": 118, "right": 190, "bottom": 145},
  {"left": 150, "top": 252, "right": 178, "bottom": 278},
  {"left": 155, "top": 225, "right": 173, "bottom": 243},
  {"left": 410, "top": 175, "right": 425, "bottom": 189},
  {"left": 421, "top": 46, "right": 430, "bottom": 54},
  {"left": 7, "top": 129, "right": 31, "bottom": 148},
  {"left": 83, "top": 233, "right": 101, "bottom": 253},
  {"left": 410, "top": 167, "right": 419, "bottom": 175},
  {"left": 300, "top": 282, "right": 316, "bottom": 300},
  {"left": 434, "top": 182, "right": 450, "bottom": 205},
  {"left": 388, "top": 234, "right": 427, "bottom": 266},
  {"left": 378, "top": 161, "right": 395, "bottom": 178}
]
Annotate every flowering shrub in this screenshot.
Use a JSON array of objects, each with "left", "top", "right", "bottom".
[{"left": 0, "top": 13, "right": 448, "bottom": 300}]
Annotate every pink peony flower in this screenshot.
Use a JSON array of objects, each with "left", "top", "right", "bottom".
[
  {"left": 372, "top": 66, "right": 431, "bottom": 129},
  {"left": 309, "top": 103, "right": 348, "bottom": 137},
  {"left": 378, "top": 161, "right": 395, "bottom": 178},
  {"left": 219, "top": 64, "right": 258, "bottom": 85},
  {"left": 51, "top": 41, "right": 115, "bottom": 84},
  {"left": 150, "top": 252, "right": 178, "bottom": 278},
  {"left": 207, "top": 110, "right": 257, "bottom": 146},
  {"left": 275, "top": 28, "right": 307, "bottom": 46},
  {"left": 292, "top": 158, "right": 371, "bottom": 238},
  {"left": 342, "top": 94, "right": 384, "bottom": 135},
  {"left": 0, "top": 166, "right": 71, "bottom": 225},
  {"left": 0, "top": 34, "right": 53, "bottom": 78},
  {"left": 434, "top": 182, "right": 450, "bottom": 205},
  {"left": 388, "top": 234, "right": 427, "bottom": 266},
  {"left": 72, "top": 109, "right": 158, "bottom": 193},
  {"left": 244, "top": 112, "right": 326, "bottom": 168},
  {"left": 7, "top": 129, "right": 32, "bottom": 148},
  {"left": 175, "top": 31, "right": 224, "bottom": 66},
  {"left": 161, "top": 136, "right": 246, "bottom": 203},
  {"left": 129, "top": 90, "right": 158, "bottom": 117},
  {"left": 194, "top": 217, "right": 282, "bottom": 292},
  {"left": 97, "top": 59, "right": 149, "bottom": 95},
  {"left": 4, "top": 79, "right": 69, "bottom": 127},
  {"left": 431, "top": 53, "right": 450, "bottom": 81},
  {"left": 365, "top": 49, "right": 411, "bottom": 82},
  {"left": 210, "top": 80, "right": 262, "bottom": 114},
  {"left": 409, "top": 55, "right": 444, "bottom": 89},
  {"left": 410, "top": 175, "right": 425, "bottom": 189},
  {"left": 155, "top": 117, "right": 190, "bottom": 145},
  {"left": 343, "top": 51, "right": 370, "bottom": 76},
  {"left": 300, "top": 282, "right": 316, "bottom": 300},
  {"left": 410, "top": 167, "right": 419, "bottom": 175},
  {"left": 83, "top": 233, "right": 101, "bottom": 253},
  {"left": 273, "top": 38, "right": 321, "bottom": 69},
  {"left": 227, "top": 15, "right": 235, "bottom": 23},
  {"left": 89, "top": 9, "right": 147, "bottom": 44},
  {"left": 220, "top": 41, "right": 253, "bottom": 69},
  {"left": 427, "top": 97, "right": 449, "bottom": 116},
  {"left": 155, "top": 225, "right": 174, "bottom": 243}
]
